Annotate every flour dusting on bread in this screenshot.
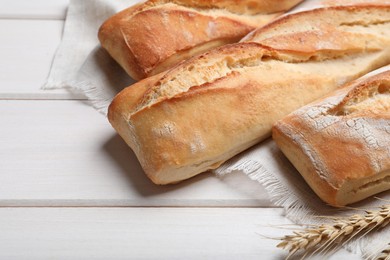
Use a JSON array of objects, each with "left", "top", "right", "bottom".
[
  {"left": 108, "top": 5, "right": 390, "bottom": 185},
  {"left": 273, "top": 70, "right": 390, "bottom": 206}
]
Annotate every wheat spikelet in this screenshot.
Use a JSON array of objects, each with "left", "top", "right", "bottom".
[
  {"left": 373, "top": 243, "right": 390, "bottom": 260},
  {"left": 277, "top": 205, "right": 390, "bottom": 258}
]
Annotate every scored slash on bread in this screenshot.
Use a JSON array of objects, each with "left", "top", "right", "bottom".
[
  {"left": 272, "top": 68, "right": 390, "bottom": 207},
  {"left": 98, "top": 0, "right": 303, "bottom": 80},
  {"left": 108, "top": 4, "right": 390, "bottom": 185}
]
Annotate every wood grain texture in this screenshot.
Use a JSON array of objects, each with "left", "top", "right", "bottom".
[
  {"left": 0, "top": 100, "right": 271, "bottom": 207},
  {"left": 0, "top": 1, "right": 371, "bottom": 258},
  {"left": 0, "top": 0, "right": 69, "bottom": 19},
  {"left": 0, "top": 208, "right": 356, "bottom": 260},
  {"left": 0, "top": 19, "right": 85, "bottom": 99}
]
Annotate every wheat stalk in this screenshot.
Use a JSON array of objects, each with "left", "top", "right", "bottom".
[{"left": 277, "top": 205, "right": 390, "bottom": 259}]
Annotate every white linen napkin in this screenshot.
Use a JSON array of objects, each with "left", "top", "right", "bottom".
[
  {"left": 43, "top": 0, "right": 139, "bottom": 112},
  {"left": 43, "top": 0, "right": 390, "bottom": 257}
]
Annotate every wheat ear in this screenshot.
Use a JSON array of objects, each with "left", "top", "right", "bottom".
[
  {"left": 372, "top": 243, "right": 390, "bottom": 260},
  {"left": 277, "top": 205, "right": 390, "bottom": 258}
]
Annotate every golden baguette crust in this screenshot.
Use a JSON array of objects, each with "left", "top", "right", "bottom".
[
  {"left": 272, "top": 70, "right": 390, "bottom": 206},
  {"left": 108, "top": 5, "right": 390, "bottom": 185},
  {"left": 98, "top": 0, "right": 302, "bottom": 80},
  {"left": 243, "top": 4, "right": 390, "bottom": 44},
  {"left": 322, "top": 0, "right": 390, "bottom": 6},
  {"left": 156, "top": 0, "right": 304, "bottom": 15}
]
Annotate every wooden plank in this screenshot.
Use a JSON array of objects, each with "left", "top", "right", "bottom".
[
  {"left": 0, "top": 19, "right": 86, "bottom": 99},
  {"left": 0, "top": 0, "right": 69, "bottom": 20},
  {"left": 0, "top": 100, "right": 272, "bottom": 207},
  {"left": 0, "top": 207, "right": 356, "bottom": 259}
]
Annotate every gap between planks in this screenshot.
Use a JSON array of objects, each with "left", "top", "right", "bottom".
[
  {"left": 0, "top": 0, "right": 69, "bottom": 20},
  {"left": 0, "top": 205, "right": 281, "bottom": 208}
]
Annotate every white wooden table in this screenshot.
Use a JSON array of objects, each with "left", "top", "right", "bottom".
[{"left": 0, "top": 1, "right": 357, "bottom": 258}]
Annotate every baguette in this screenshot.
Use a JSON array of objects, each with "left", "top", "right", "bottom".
[
  {"left": 108, "top": 5, "right": 390, "bottom": 185},
  {"left": 272, "top": 68, "right": 390, "bottom": 206},
  {"left": 98, "top": 0, "right": 302, "bottom": 80}
]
